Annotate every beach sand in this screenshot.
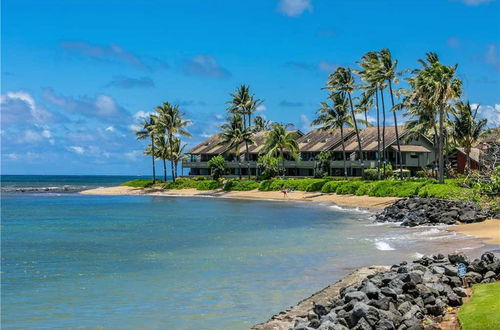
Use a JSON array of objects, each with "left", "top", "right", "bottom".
[
  {"left": 449, "top": 219, "right": 500, "bottom": 245},
  {"left": 80, "top": 186, "right": 399, "bottom": 209}
]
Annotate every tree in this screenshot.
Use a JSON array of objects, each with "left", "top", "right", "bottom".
[
  {"left": 312, "top": 93, "right": 358, "bottom": 179},
  {"left": 207, "top": 155, "right": 226, "bottom": 180},
  {"left": 169, "top": 137, "right": 186, "bottom": 179},
  {"left": 253, "top": 115, "right": 271, "bottom": 132},
  {"left": 406, "top": 52, "right": 462, "bottom": 183},
  {"left": 257, "top": 154, "right": 280, "bottom": 179},
  {"left": 153, "top": 135, "right": 170, "bottom": 181},
  {"left": 156, "top": 102, "right": 191, "bottom": 181},
  {"left": 219, "top": 115, "right": 254, "bottom": 179},
  {"left": 315, "top": 151, "right": 333, "bottom": 178},
  {"left": 452, "top": 102, "right": 487, "bottom": 174},
  {"left": 227, "top": 85, "right": 262, "bottom": 178},
  {"left": 262, "top": 123, "right": 300, "bottom": 177},
  {"left": 325, "top": 67, "right": 365, "bottom": 178},
  {"left": 135, "top": 114, "right": 158, "bottom": 183},
  {"left": 379, "top": 49, "right": 404, "bottom": 179}
]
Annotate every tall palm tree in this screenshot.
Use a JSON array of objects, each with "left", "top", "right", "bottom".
[
  {"left": 253, "top": 115, "right": 271, "bottom": 132},
  {"left": 312, "top": 93, "right": 357, "bottom": 179},
  {"left": 219, "top": 115, "right": 254, "bottom": 179},
  {"left": 262, "top": 123, "right": 300, "bottom": 177},
  {"left": 407, "top": 52, "right": 462, "bottom": 183},
  {"left": 357, "top": 52, "right": 383, "bottom": 178},
  {"left": 135, "top": 114, "right": 158, "bottom": 183},
  {"left": 227, "top": 85, "right": 262, "bottom": 178},
  {"left": 169, "top": 137, "right": 187, "bottom": 179},
  {"left": 452, "top": 102, "right": 487, "bottom": 174},
  {"left": 379, "top": 49, "right": 404, "bottom": 179},
  {"left": 325, "top": 67, "right": 365, "bottom": 178},
  {"left": 156, "top": 102, "right": 191, "bottom": 181},
  {"left": 153, "top": 136, "right": 170, "bottom": 181}
]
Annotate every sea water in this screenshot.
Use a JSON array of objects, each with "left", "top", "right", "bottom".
[{"left": 0, "top": 176, "right": 491, "bottom": 329}]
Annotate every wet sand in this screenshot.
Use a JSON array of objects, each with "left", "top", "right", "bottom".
[
  {"left": 80, "top": 186, "right": 399, "bottom": 209},
  {"left": 449, "top": 220, "right": 500, "bottom": 245}
]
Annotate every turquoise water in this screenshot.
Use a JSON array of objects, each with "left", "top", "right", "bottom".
[{"left": 1, "top": 177, "right": 489, "bottom": 329}]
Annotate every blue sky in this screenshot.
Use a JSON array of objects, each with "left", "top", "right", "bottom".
[{"left": 2, "top": 0, "right": 499, "bottom": 175}]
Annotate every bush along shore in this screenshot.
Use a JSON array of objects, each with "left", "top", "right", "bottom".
[
  {"left": 375, "top": 197, "right": 499, "bottom": 227},
  {"left": 290, "top": 252, "right": 499, "bottom": 330}
]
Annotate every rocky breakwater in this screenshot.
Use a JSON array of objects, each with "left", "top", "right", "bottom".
[
  {"left": 291, "top": 252, "right": 499, "bottom": 330},
  {"left": 375, "top": 197, "right": 498, "bottom": 227}
]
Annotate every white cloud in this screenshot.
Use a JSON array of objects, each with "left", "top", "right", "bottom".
[
  {"left": 278, "top": 0, "right": 313, "bottom": 17},
  {"left": 473, "top": 103, "right": 500, "bottom": 127},
  {"left": 299, "top": 114, "right": 316, "bottom": 131},
  {"left": 68, "top": 146, "right": 85, "bottom": 154},
  {"left": 318, "top": 61, "right": 337, "bottom": 73},
  {"left": 486, "top": 44, "right": 500, "bottom": 70},
  {"left": 105, "top": 126, "right": 115, "bottom": 132},
  {"left": 95, "top": 95, "right": 118, "bottom": 116},
  {"left": 256, "top": 105, "right": 266, "bottom": 112},
  {"left": 133, "top": 110, "right": 153, "bottom": 121},
  {"left": 1, "top": 91, "right": 53, "bottom": 124},
  {"left": 124, "top": 150, "right": 143, "bottom": 161},
  {"left": 458, "top": 0, "right": 496, "bottom": 5}
]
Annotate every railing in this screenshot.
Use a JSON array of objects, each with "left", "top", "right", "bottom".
[{"left": 182, "top": 159, "right": 380, "bottom": 169}]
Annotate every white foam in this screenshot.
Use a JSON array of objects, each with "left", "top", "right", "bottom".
[{"left": 375, "top": 241, "right": 395, "bottom": 251}]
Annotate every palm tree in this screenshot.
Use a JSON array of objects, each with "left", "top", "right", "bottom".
[
  {"left": 156, "top": 102, "right": 191, "bottom": 181},
  {"left": 406, "top": 52, "right": 462, "bottom": 183},
  {"left": 357, "top": 51, "right": 383, "bottom": 178},
  {"left": 312, "top": 93, "right": 357, "bottom": 179},
  {"left": 253, "top": 115, "right": 271, "bottom": 132},
  {"left": 452, "top": 102, "right": 487, "bottom": 174},
  {"left": 169, "top": 137, "right": 187, "bottom": 179},
  {"left": 219, "top": 115, "right": 254, "bottom": 179},
  {"left": 154, "top": 136, "right": 170, "bottom": 181},
  {"left": 135, "top": 114, "right": 158, "bottom": 183},
  {"left": 379, "top": 49, "right": 404, "bottom": 179},
  {"left": 325, "top": 67, "right": 365, "bottom": 178},
  {"left": 262, "top": 123, "right": 300, "bottom": 177}
]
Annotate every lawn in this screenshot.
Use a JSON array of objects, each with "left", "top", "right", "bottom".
[{"left": 458, "top": 282, "right": 500, "bottom": 330}]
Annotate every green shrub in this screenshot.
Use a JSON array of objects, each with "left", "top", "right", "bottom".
[
  {"left": 305, "top": 180, "right": 329, "bottom": 192},
  {"left": 224, "top": 180, "right": 260, "bottom": 191},
  {"left": 207, "top": 156, "right": 226, "bottom": 180},
  {"left": 195, "top": 180, "right": 221, "bottom": 190},
  {"left": 365, "top": 181, "right": 424, "bottom": 197},
  {"left": 321, "top": 181, "right": 345, "bottom": 193},
  {"left": 335, "top": 181, "right": 365, "bottom": 195},
  {"left": 122, "top": 179, "right": 156, "bottom": 188},
  {"left": 364, "top": 169, "right": 379, "bottom": 180},
  {"left": 355, "top": 182, "right": 376, "bottom": 196},
  {"left": 417, "top": 183, "right": 474, "bottom": 200},
  {"left": 163, "top": 178, "right": 221, "bottom": 190}
]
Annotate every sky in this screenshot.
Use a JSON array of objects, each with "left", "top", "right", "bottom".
[{"left": 1, "top": 0, "right": 499, "bottom": 175}]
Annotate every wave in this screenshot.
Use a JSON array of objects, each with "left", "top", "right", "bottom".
[
  {"left": 375, "top": 241, "right": 395, "bottom": 251},
  {"left": 1, "top": 186, "right": 87, "bottom": 193},
  {"left": 329, "top": 205, "right": 371, "bottom": 214}
]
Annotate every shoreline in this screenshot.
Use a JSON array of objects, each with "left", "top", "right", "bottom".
[{"left": 79, "top": 185, "right": 399, "bottom": 210}]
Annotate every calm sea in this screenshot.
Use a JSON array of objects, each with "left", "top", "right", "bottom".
[{"left": 0, "top": 176, "right": 492, "bottom": 329}]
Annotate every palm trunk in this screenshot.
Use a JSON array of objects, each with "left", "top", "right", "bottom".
[
  {"left": 174, "top": 161, "right": 179, "bottom": 178},
  {"left": 375, "top": 89, "right": 381, "bottom": 180},
  {"left": 388, "top": 80, "right": 403, "bottom": 180},
  {"left": 466, "top": 148, "right": 471, "bottom": 174},
  {"left": 432, "top": 125, "right": 439, "bottom": 179},
  {"left": 150, "top": 135, "right": 156, "bottom": 184},
  {"left": 380, "top": 88, "right": 387, "bottom": 178},
  {"left": 281, "top": 148, "right": 286, "bottom": 177},
  {"left": 245, "top": 142, "right": 251, "bottom": 179},
  {"left": 163, "top": 158, "right": 167, "bottom": 181},
  {"left": 168, "top": 133, "right": 175, "bottom": 182},
  {"left": 238, "top": 152, "right": 242, "bottom": 180},
  {"left": 348, "top": 93, "right": 364, "bottom": 178},
  {"left": 340, "top": 126, "right": 347, "bottom": 179},
  {"left": 438, "top": 104, "right": 445, "bottom": 184}
]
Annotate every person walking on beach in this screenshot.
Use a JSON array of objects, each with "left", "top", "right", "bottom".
[{"left": 281, "top": 188, "right": 288, "bottom": 199}]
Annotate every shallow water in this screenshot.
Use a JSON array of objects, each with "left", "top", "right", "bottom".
[{"left": 1, "top": 193, "right": 491, "bottom": 329}]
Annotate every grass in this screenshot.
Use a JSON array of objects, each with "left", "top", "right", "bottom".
[
  {"left": 122, "top": 179, "right": 157, "bottom": 188},
  {"left": 458, "top": 282, "right": 500, "bottom": 330}
]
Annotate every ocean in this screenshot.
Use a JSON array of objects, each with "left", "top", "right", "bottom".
[{"left": 0, "top": 176, "right": 491, "bottom": 329}]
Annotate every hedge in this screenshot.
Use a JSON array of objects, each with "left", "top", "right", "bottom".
[
  {"left": 163, "top": 178, "right": 222, "bottom": 190},
  {"left": 258, "top": 178, "right": 328, "bottom": 192},
  {"left": 122, "top": 179, "right": 157, "bottom": 188},
  {"left": 224, "top": 180, "right": 260, "bottom": 191}
]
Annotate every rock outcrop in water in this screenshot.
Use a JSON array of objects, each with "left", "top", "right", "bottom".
[
  {"left": 375, "top": 197, "right": 498, "bottom": 227},
  {"left": 290, "top": 252, "right": 499, "bottom": 330}
]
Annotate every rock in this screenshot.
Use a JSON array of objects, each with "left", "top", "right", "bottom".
[
  {"left": 352, "top": 317, "right": 372, "bottom": 330},
  {"left": 398, "top": 301, "right": 413, "bottom": 315},
  {"left": 481, "top": 252, "right": 496, "bottom": 264},
  {"left": 453, "top": 287, "right": 467, "bottom": 298},
  {"left": 351, "top": 302, "right": 380, "bottom": 326},
  {"left": 307, "top": 311, "right": 319, "bottom": 321},
  {"left": 361, "top": 281, "right": 380, "bottom": 300},
  {"left": 376, "top": 319, "right": 396, "bottom": 330},
  {"left": 448, "top": 253, "right": 469, "bottom": 265},
  {"left": 313, "top": 302, "right": 330, "bottom": 316},
  {"left": 446, "top": 292, "right": 462, "bottom": 307},
  {"left": 430, "top": 266, "right": 445, "bottom": 275},
  {"left": 442, "top": 265, "right": 458, "bottom": 276},
  {"left": 484, "top": 271, "right": 496, "bottom": 279},
  {"left": 381, "top": 287, "right": 398, "bottom": 299},
  {"left": 318, "top": 321, "right": 348, "bottom": 330},
  {"left": 465, "top": 271, "right": 483, "bottom": 284},
  {"left": 447, "top": 276, "right": 462, "bottom": 288},
  {"left": 308, "top": 318, "right": 321, "bottom": 328},
  {"left": 344, "top": 291, "right": 367, "bottom": 303}
]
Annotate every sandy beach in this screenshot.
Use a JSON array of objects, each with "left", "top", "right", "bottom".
[
  {"left": 80, "top": 185, "right": 399, "bottom": 209},
  {"left": 450, "top": 220, "right": 500, "bottom": 245}
]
